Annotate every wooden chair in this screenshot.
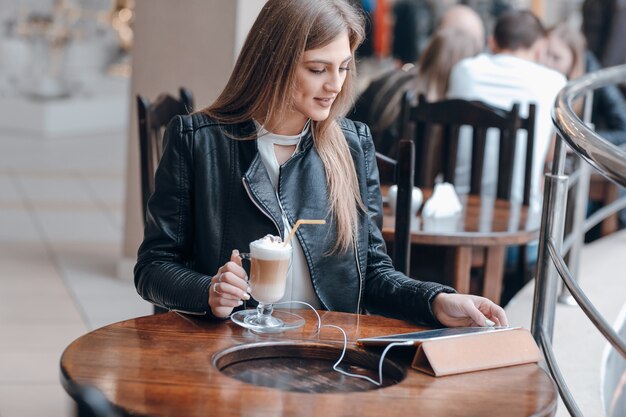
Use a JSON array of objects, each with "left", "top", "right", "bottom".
[
  {"left": 376, "top": 139, "right": 416, "bottom": 275},
  {"left": 136, "top": 87, "right": 194, "bottom": 314},
  {"left": 137, "top": 87, "right": 194, "bottom": 224},
  {"left": 404, "top": 93, "right": 536, "bottom": 205},
  {"left": 401, "top": 93, "right": 537, "bottom": 302}
]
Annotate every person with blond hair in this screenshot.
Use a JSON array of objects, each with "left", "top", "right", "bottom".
[
  {"left": 134, "top": 0, "right": 507, "bottom": 327},
  {"left": 438, "top": 4, "right": 486, "bottom": 50}
]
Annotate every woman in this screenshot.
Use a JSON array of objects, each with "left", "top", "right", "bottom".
[
  {"left": 546, "top": 23, "right": 626, "bottom": 146},
  {"left": 134, "top": 0, "right": 507, "bottom": 327},
  {"left": 352, "top": 28, "right": 482, "bottom": 157}
]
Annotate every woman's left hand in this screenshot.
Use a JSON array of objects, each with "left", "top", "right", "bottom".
[{"left": 431, "top": 292, "right": 509, "bottom": 327}]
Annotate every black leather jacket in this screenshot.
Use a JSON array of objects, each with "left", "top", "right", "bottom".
[{"left": 134, "top": 112, "right": 455, "bottom": 325}]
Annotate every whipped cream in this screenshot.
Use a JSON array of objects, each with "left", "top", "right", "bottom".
[{"left": 250, "top": 235, "right": 291, "bottom": 260}]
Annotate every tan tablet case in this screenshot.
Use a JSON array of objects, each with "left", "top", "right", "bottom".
[{"left": 411, "top": 327, "right": 540, "bottom": 377}]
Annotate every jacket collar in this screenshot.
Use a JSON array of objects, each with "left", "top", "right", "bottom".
[
  {"left": 239, "top": 119, "right": 316, "bottom": 239},
  {"left": 297, "top": 124, "right": 315, "bottom": 154}
]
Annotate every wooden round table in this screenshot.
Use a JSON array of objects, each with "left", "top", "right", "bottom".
[
  {"left": 60, "top": 311, "right": 557, "bottom": 417},
  {"left": 382, "top": 191, "right": 541, "bottom": 303}
]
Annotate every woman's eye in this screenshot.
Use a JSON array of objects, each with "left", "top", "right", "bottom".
[{"left": 308, "top": 66, "right": 350, "bottom": 74}]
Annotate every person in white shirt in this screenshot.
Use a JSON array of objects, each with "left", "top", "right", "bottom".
[{"left": 447, "top": 9, "right": 566, "bottom": 210}]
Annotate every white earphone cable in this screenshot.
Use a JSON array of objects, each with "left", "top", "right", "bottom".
[{"left": 272, "top": 301, "right": 413, "bottom": 386}]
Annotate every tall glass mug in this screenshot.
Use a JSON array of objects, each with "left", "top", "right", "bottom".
[
  {"left": 248, "top": 238, "right": 291, "bottom": 303},
  {"left": 231, "top": 235, "right": 304, "bottom": 333}
]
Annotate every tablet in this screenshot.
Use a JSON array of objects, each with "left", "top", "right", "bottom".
[{"left": 357, "top": 326, "right": 517, "bottom": 346}]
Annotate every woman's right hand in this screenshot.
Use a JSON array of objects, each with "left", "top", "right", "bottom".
[{"left": 209, "top": 250, "right": 250, "bottom": 318}]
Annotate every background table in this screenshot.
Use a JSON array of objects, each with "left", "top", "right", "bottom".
[
  {"left": 60, "top": 311, "right": 557, "bottom": 417},
  {"left": 382, "top": 191, "right": 541, "bottom": 304}
]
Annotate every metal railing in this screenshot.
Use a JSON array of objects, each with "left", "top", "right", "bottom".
[{"left": 531, "top": 64, "right": 626, "bottom": 417}]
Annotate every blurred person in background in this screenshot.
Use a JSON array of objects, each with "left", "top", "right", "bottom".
[
  {"left": 351, "top": 4, "right": 484, "bottom": 157},
  {"left": 546, "top": 23, "right": 626, "bottom": 230},
  {"left": 447, "top": 10, "right": 566, "bottom": 303},
  {"left": 546, "top": 23, "right": 626, "bottom": 147},
  {"left": 447, "top": 9, "right": 566, "bottom": 210}
]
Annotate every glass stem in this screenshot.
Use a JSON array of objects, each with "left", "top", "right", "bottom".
[{"left": 256, "top": 302, "right": 274, "bottom": 319}]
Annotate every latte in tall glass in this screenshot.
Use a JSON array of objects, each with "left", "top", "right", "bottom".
[{"left": 249, "top": 235, "right": 291, "bottom": 304}]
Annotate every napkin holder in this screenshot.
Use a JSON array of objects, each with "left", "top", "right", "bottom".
[
  {"left": 411, "top": 328, "right": 540, "bottom": 377},
  {"left": 422, "top": 182, "right": 462, "bottom": 218},
  {"left": 388, "top": 184, "right": 423, "bottom": 217}
]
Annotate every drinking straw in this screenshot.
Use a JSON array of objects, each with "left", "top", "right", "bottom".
[{"left": 283, "top": 219, "right": 326, "bottom": 247}]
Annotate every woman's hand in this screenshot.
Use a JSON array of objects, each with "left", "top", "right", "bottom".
[
  {"left": 431, "top": 293, "right": 509, "bottom": 327},
  {"left": 208, "top": 250, "right": 250, "bottom": 318}
]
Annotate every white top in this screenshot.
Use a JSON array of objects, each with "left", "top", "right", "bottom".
[
  {"left": 255, "top": 121, "right": 321, "bottom": 308},
  {"left": 447, "top": 53, "right": 567, "bottom": 210}
]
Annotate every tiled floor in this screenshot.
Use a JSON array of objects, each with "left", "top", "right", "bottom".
[{"left": 0, "top": 129, "right": 152, "bottom": 417}]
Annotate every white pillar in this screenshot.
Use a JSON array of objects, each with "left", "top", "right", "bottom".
[{"left": 119, "top": 0, "right": 266, "bottom": 279}]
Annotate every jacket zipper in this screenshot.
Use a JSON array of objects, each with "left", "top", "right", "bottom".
[
  {"left": 244, "top": 174, "right": 360, "bottom": 314},
  {"left": 242, "top": 176, "right": 282, "bottom": 237},
  {"left": 353, "top": 235, "right": 363, "bottom": 314}
]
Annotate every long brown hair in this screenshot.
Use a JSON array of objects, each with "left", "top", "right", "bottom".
[{"left": 204, "top": 0, "right": 365, "bottom": 253}]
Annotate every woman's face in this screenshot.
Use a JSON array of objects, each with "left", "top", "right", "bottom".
[
  {"left": 276, "top": 32, "right": 351, "bottom": 134},
  {"left": 546, "top": 35, "right": 574, "bottom": 78}
]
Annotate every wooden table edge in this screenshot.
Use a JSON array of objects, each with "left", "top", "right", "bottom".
[{"left": 58, "top": 312, "right": 559, "bottom": 417}]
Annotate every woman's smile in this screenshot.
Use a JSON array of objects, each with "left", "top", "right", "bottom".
[{"left": 314, "top": 96, "right": 336, "bottom": 107}]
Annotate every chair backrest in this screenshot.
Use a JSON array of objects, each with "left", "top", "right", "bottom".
[
  {"left": 137, "top": 88, "right": 193, "bottom": 315},
  {"left": 137, "top": 87, "right": 194, "bottom": 224},
  {"left": 403, "top": 93, "right": 536, "bottom": 205},
  {"left": 376, "top": 139, "right": 415, "bottom": 275}
]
